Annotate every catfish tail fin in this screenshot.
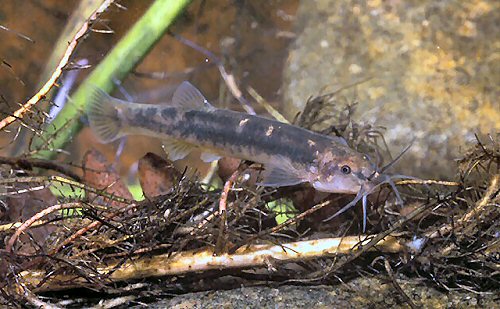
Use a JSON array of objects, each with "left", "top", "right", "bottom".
[{"left": 86, "top": 87, "right": 124, "bottom": 143}]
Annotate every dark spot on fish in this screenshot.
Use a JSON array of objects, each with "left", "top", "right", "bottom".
[
  {"left": 132, "top": 110, "right": 148, "bottom": 124},
  {"left": 161, "top": 108, "right": 177, "bottom": 120},
  {"left": 144, "top": 107, "right": 157, "bottom": 118},
  {"left": 128, "top": 107, "right": 168, "bottom": 132},
  {"left": 324, "top": 164, "right": 338, "bottom": 177}
]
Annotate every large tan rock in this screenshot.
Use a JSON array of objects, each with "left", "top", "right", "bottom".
[{"left": 284, "top": 0, "right": 499, "bottom": 178}]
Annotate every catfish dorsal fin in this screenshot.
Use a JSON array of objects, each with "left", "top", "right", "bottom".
[{"left": 172, "top": 81, "right": 215, "bottom": 111}]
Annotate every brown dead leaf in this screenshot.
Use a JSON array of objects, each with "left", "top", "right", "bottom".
[
  {"left": 82, "top": 149, "right": 133, "bottom": 206},
  {"left": 137, "top": 152, "right": 180, "bottom": 198},
  {"left": 6, "top": 186, "right": 57, "bottom": 254},
  {"left": 217, "top": 157, "right": 241, "bottom": 182}
]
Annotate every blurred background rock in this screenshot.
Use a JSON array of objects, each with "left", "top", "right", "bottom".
[{"left": 284, "top": 0, "right": 499, "bottom": 179}]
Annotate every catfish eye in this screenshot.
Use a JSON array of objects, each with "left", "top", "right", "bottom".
[{"left": 341, "top": 165, "right": 351, "bottom": 174}]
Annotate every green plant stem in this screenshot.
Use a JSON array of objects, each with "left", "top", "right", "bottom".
[{"left": 32, "top": 0, "right": 191, "bottom": 159}]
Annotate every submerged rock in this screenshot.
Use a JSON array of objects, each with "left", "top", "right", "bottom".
[
  {"left": 284, "top": 0, "right": 499, "bottom": 178},
  {"left": 139, "top": 278, "right": 498, "bottom": 308}
]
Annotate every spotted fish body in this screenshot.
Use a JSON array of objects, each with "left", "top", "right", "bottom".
[{"left": 87, "top": 82, "right": 378, "bottom": 195}]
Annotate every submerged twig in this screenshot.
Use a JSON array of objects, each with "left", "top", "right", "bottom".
[
  {"left": 0, "top": 24, "right": 35, "bottom": 43},
  {"left": 383, "top": 258, "right": 419, "bottom": 309},
  {"left": 219, "top": 168, "right": 241, "bottom": 214},
  {"left": 0, "top": 175, "right": 133, "bottom": 204},
  {"left": 426, "top": 174, "right": 499, "bottom": 240},
  {"left": 460, "top": 174, "right": 498, "bottom": 223},
  {"left": 0, "top": 156, "right": 81, "bottom": 181},
  {"left": 395, "top": 179, "right": 461, "bottom": 186},
  {"left": 21, "top": 235, "right": 402, "bottom": 293},
  {"left": 247, "top": 86, "right": 289, "bottom": 123},
  {"left": 215, "top": 168, "right": 241, "bottom": 254},
  {"left": 0, "top": 219, "right": 50, "bottom": 232},
  {"left": 6, "top": 202, "right": 82, "bottom": 252},
  {"left": 50, "top": 202, "right": 137, "bottom": 255},
  {"left": 230, "top": 199, "right": 335, "bottom": 253}
]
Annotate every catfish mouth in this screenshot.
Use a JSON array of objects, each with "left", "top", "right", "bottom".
[{"left": 312, "top": 180, "right": 361, "bottom": 194}]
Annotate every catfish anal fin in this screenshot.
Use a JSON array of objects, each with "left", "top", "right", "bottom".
[
  {"left": 162, "top": 139, "right": 196, "bottom": 161},
  {"left": 200, "top": 152, "right": 222, "bottom": 163}
]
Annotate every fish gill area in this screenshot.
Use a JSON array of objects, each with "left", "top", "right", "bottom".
[{"left": 0, "top": 1, "right": 498, "bottom": 308}]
